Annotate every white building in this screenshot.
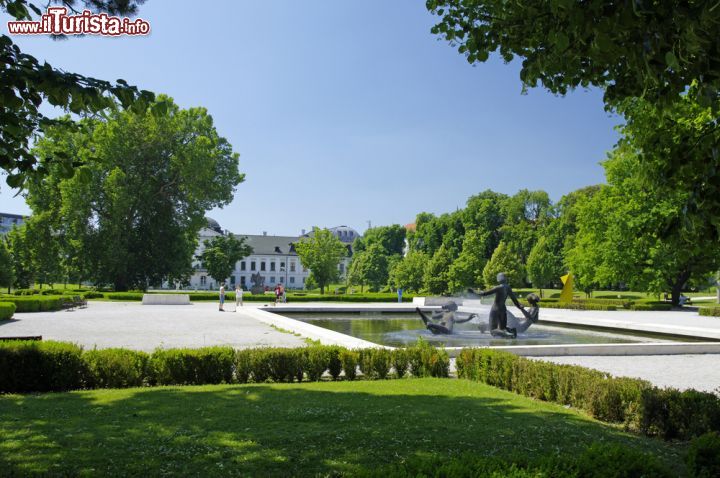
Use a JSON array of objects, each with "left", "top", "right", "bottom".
[
  {"left": 186, "top": 219, "right": 360, "bottom": 291},
  {"left": 0, "top": 212, "right": 25, "bottom": 236}
]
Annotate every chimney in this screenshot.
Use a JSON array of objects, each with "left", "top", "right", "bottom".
[{"left": 263, "top": 231, "right": 267, "bottom": 236}]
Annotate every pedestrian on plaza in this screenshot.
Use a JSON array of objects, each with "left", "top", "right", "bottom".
[
  {"left": 274, "top": 283, "right": 282, "bottom": 306},
  {"left": 235, "top": 284, "right": 243, "bottom": 309},
  {"left": 219, "top": 283, "right": 226, "bottom": 311}
]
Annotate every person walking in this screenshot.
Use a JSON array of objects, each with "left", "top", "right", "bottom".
[
  {"left": 219, "top": 283, "right": 226, "bottom": 312},
  {"left": 235, "top": 284, "right": 243, "bottom": 310},
  {"left": 274, "top": 283, "right": 282, "bottom": 306}
]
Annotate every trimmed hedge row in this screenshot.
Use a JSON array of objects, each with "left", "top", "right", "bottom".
[
  {"left": 360, "top": 443, "right": 675, "bottom": 478},
  {"left": 0, "top": 295, "right": 75, "bottom": 312},
  {"left": 102, "top": 292, "right": 414, "bottom": 302},
  {"left": 456, "top": 348, "right": 720, "bottom": 441},
  {"left": 630, "top": 301, "right": 673, "bottom": 311},
  {"left": 0, "top": 302, "right": 16, "bottom": 320},
  {"left": 519, "top": 297, "right": 673, "bottom": 311},
  {"left": 0, "top": 340, "right": 450, "bottom": 393},
  {"left": 699, "top": 307, "right": 720, "bottom": 317}
]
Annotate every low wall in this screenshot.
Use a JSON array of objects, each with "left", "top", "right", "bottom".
[{"left": 142, "top": 294, "right": 191, "bottom": 305}]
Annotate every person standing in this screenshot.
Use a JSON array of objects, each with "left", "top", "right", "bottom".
[
  {"left": 274, "top": 283, "right": 282, "bottom": 306},
  {"left": 235, "top": 284, "right": 243, "bottom": 309},
  {"left": 219, "top": 283, "right": 226, "bottom": 312}
]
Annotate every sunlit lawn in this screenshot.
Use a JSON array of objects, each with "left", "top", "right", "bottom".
[{"left": 0, "top": 378, "right": 686, "bottom": 477}]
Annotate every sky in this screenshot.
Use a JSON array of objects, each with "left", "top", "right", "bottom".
[{"left": 0, "top": 0, "right": 621, "bottom": 236}]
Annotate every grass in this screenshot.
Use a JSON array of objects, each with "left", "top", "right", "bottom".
[{"left": 0, "top": 379, "right": 686, "bottom": 477}]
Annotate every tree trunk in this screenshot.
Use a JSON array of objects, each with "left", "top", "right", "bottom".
[
  {"left": 670, "top": 270, "right": 691, "bottom": 307},
  {"left": 539, "top": 288, "right": 543, "bottom": 299},
  {"left": 320, "top": 284, "right": 325, "bottom": 295},
  {"left": 114, "top": 277, "right": 129, "bottom": 292}
]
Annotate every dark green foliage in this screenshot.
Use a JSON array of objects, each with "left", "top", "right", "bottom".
[
  {"left": 249, "top": 348, "right": 272, "bottom": 383},
  {"left": 150, "top": 347, "right": 234, "bottom": 386},
  {"left": 406, "top": 338, "right": 450, "bottom": 378},
  {"left": 457, "top": 348, "right": 720, "bottom": 440},
  {"left": 340, "top": 349, "right": 359, "bottom": 380},
  {"left": 234, "top": 349, "right": 253, "bottom": 384},
  {"left": 81, "top": 291, "right": 104, "bottom": 299},
  {"left": 0, "top": 341, "right": 85, "bottom": 393},
  {"left": 0, "top": 295, "right": 72, "bottom": 312},
  {"left": 365, "top": 348, "right": 392, "bottom": 380},
  {"left": 391, "top": 349, "right": 409, "bottom": 378},
  {"left": 326, "top": 346, "right": 343, "bottom": 380},
  {"left": 84, "top": 348, "right": 148, "bottom": 389},
  {"left": 686, "top": 432, "right": 720, "bottom": 478},
  {"left": 0, "top": 302, "right": 15, "bottom": 320},
  {"left": 630, "top": 302, "right": 673, "bottom": 311},
  {"left": 265, "top": 348, "right": 303, "bottom": 383},
  {"left": 303, "top": 346, "right": 328, "bottom": 381},
  {"left": 103, "top": 292, "right": 144, "bottom": 301},
  {"left": 360, "top": 442, "right": 672, "bottom": 478}
]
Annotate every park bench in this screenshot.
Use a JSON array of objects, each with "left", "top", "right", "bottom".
[{"left": 73, "top": 295, "right": 88, "bottom": 309}]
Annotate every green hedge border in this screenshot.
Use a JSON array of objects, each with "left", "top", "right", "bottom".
[
  {"left": 699, "top": 307, "right": 720, "bottom": 317},
  {"left": 0, "top": 302, "right": 16, "bottom": 320}
]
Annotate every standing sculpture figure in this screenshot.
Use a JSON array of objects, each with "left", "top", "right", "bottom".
[{"left": 476, "top": 273, "right": 526, "bottom": 335}]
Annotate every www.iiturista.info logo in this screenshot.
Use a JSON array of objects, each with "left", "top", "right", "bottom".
[{"left": 7, "top": 7, "right": 150, "bottom": 36}]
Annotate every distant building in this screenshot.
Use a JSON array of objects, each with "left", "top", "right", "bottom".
[
  {"left": 0, "top": 212, "right": 25, "bottom": 235},
  {"left": 185, "top": 219, "right": 360, "bottom": 290}
]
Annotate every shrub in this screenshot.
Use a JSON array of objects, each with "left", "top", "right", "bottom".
[
  {"left": 326, "top": 346, "right": 343, "bottom": 380},
  {"left": 391, "top": 348, "right": 410, "bottom": 378},
  {"left": 686, "top": 432, "right": 720, "bottom": 478},
  {"left": 699, "top": 307, "right": 720, "bottom": 317},
  {"left": 340, "top": 349, "right": 359, "bottom": 380},
  {"left": 369, "top": 348, "right": 392, "bottom": 379},
  {"left": 406, "top": 338, "right": 450, "bottom": 378},
  {"left": 104, "top": 292, "right": 144, "bottom": 301},
  {"left": 266, "top": 348, "right": 303, "bottom": 382},
  {"left": 84, "top": 348, "right": 148, "bottom": 388},
  {"left": 303, "top": 346, "right": 329, "bottom": 381},
  {"left": 82, "top": 291, "right": 104, "bottom": 299},
  {"left": 3, "top": 296, "right": 70, "bottom": 312},
  {"left": 0, "top": 302, "right": 16, "bottom": 320},
  {"left": 249, "top": 348, "right": 272, "bottom": 383},
  {"left": 457, "top": 348, "right": 720, "bottom": 440},
  {"left": 630, "top": 301, "right": 673, "bottom": 311},
  {"left": 150, "top": 347, "right": 234, "bottom": 385},
  {"left": 234, "top": 349, "right": 253, "bottom": 383},
  {"left": 0, "top": 340, "right": 85, "bottom": 393}
]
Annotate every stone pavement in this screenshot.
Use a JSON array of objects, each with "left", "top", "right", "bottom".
[{"left": 0, "top": 301, "right": 306, "bottom": 352}]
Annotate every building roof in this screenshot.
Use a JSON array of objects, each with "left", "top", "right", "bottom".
[
  {"left": 236, "top": 234, "right": 299, "bottom": 256},
  {"left": 0, "top": 212, "right": 25, "bottom": 220},
  {"left": 205, "top": 217, "right": 223, "bottom": 234},
  {"left": 302, "top": 225, "right": 360, "bottom": 244}
]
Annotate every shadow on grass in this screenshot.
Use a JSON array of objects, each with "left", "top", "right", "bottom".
[{"left": 0, "top": 379, "right": 685, "bottom": 477}]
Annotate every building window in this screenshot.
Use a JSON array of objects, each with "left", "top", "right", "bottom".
[
  {"left": 200, "top": 276, "right": 207, "bottom": 285},
  {"left": 240, "top": 276, "right": 246, "bottom": 286},
  {"left": 240, "top": 261, "right": 246, "bottom": 271},
  {"left": 251, "top": 262, "right": 256, "bottom": 271},
  {"left": 279, "top": 277, "right": 284, "bottom": 283},
  {"left": 339, "top": 263, "right": 345, "bottom": 274},
  {"left": 231, "top": 276, "right": 236, "bottom": 285},
  {"left": 290, "top": 277, "right": 295, "bottom": 284},
  {"left": 270, "top": 262, "right": 276, "bottom": 271},
  {"left": 290, "top": 262, "right": 296, "bottom": 272},
  {"left": 270, "top": 277, "right": 275, "bottom": 283},
  {"left": 280, "top": 262, "right": 285, "bottom": 270},
  {"left": 260, "top": 262, "right": 266, "bottom": 271}
]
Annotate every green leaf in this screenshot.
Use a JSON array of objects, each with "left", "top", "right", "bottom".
[{"left": 664, "top": 51, "right": 680, "bottom": 70}]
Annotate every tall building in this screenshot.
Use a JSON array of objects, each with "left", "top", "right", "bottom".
[
  {"left": 0, "top": 212, "right": 25, "bottom": 236},
  {"left": 186, "top": 219, "right": 360, "bottom": 291}
]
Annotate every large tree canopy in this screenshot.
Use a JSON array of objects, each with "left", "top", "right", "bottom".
[
  {"left": 426, "top": 0, "right": 720, "bottom": 109},
  {"left": 295, "top": 227, "right": 347, "bottom": 294},
  {"left": 1, "top": 0, "right": 156, "bottom": 188},
  {"left": 26, "top": 96, "right": 243, "bottom": 290},
  {"left": 199, "top": 235, "right": 253, "bottom": 286}
]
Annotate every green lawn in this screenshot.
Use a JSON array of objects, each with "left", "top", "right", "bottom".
[{"left": 0, "top": 379, "right": 686, "bottom": 477}]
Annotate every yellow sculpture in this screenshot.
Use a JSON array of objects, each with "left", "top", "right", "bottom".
[{"left": 559, "top": 273, "right": 574, "bottom": 302}]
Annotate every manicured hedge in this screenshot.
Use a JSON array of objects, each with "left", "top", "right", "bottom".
[
  {"left": 0, "top": 295, "right": 74, "bottom": 312},
  {"left": 0, "top": 341, "right": 448, "bottom": 394},
  {"left": 0, "top": 302, "right": 16, "bottom": 320},
  {"left": 456, "top": 348, "right": 720, "bottom": 441},
  {"left": 103, "top": 292, "right": 144, "bottom": 301},
  {"left": 699, "top": 307, "right": 720, "bottom": 317},
  {"left": 82, "top": 291, "right": 104, "bottom": 299},
  {"left": 102, "top": 292, "right": 414, "bottom": 303},
  {"left": 359, "top": 443, "right": 674, "bottom": 478},
  {"left": 630, "top": 301, "right": 673, "bottom": 311}
]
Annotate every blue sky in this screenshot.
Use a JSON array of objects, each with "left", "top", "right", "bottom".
[{"left": 1, "top": 0, "right": 620, "bottom": 235}]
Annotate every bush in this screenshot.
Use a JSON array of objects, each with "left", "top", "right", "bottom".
[
  {"left": 406, "top": 338, "right": 450, "bottom": 378},
  {"left": 457, "top": 348, "right": 720, "bottom": 440},
  {"left": 234, "top": 349, "right": 253, "bottom": 383},
  {"left": 0, "top": 302, "right": 16, "bottom": 320},
  {"left": 249, "top": 348, "right": 272, "bottom": 383},
  {"left": 13, "top": 289, "right": 39, "bottom": 295},
  {"left": 266, "top": 348, "right": 303, "bottom": 382},
  {"left": 104, "top": 292, "right": 144, "bottom": 301},
  {"left": 359, "top": 348, "right": 392, "bottom": 379},
  {"left": 0, "top": 340, "right": 85, "bottom": 393},
  {"left": 340, "top": 349, "right": 359, "bottom": 380},
  {"left": 686, "top": 432, "right": 720, "bottom": 478},
  {"left": 326, "top": 346, "right": 343, "bottom": 380},
  {"left": 150, "top": 347, "right": 234, "bottom": 385},
  {"left": 630, "top": 301, "right": 673, "bottom": 311},
  {"left": 82, "top": 291, "right": 104, "bottom": 299},
  {"left": 391, "top": 349, "right": 409, "bottom": 378},
  {"left": 699, "top": 307, "right": 720, "bottom": 317},
  {"left": 303, "top": 346, "right": 329, "bottom": 381},
  {"left": 3, "top": 296, "right": 71, "bottom": 312},
  {"left": 84, "top": 348, "right": 148, "bottom": 388}
]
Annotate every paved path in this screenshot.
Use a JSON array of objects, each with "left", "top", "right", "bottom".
[{"left": 0, "top": 301, "right": 306, "bottom": 352}]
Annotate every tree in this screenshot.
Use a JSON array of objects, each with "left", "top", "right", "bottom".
[
  {"left": 0, "top": 237, "right": 14, "bottom": 292},
  {"left": 499, "top": 189, "right": 552, "bottom": 264},
  {"left": 447, "top": 229, "right": 489, "bottom": 292},
  {"left": 26, "top": 96, "right": 243, "bottom": 290},
  {"left": 426, "top": 1, "right": 720, "bottom": 110},
  {"left": 526, "top": 236, "right": 562, "bottom": 297},
  {"left": 567, "top": 145, "right": 720, "bottom": 305},
  {"left": 295, "top": 227, "right": 347, "bottom": 294},
  {"left": 1, "top": 0, "right": 158, "bottom": 189},
  {"left": 482, "top": 241, "right": 525, "bottom": 289},
  {"left": 424, "top": 244, "right": 453, "bottom": 295},
  {"left": 388, "top": 251, "right": 427, "bottom": 293},
  {"left": 346, "top": 244, "right": 391, "bottom": 292},
  {"left": 6, "top": 225, "right": 34, "bottom": 289},
  {"left": 24, "top": 213, "right": 63, "bottom": 288},
  {"left": 198, "top": 235, "right": 252, "bottom": 285},
  {"left": 352, "top": 225, "right": 406, "bottom": 256}
]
